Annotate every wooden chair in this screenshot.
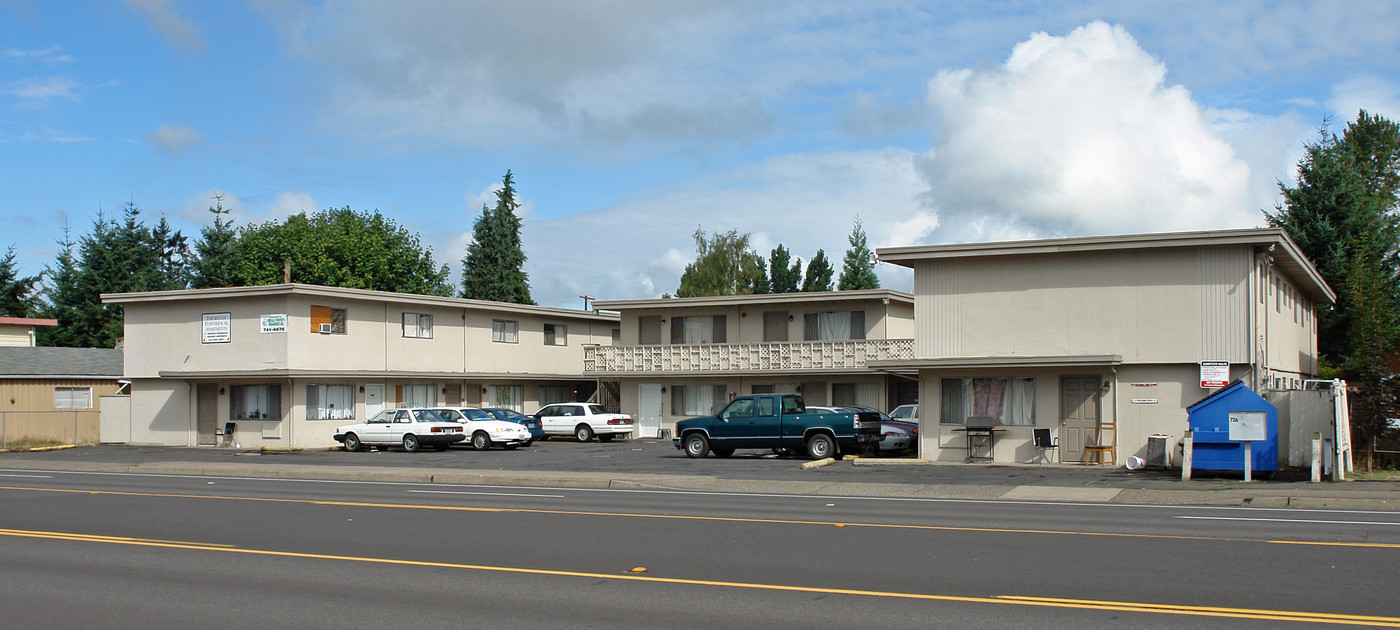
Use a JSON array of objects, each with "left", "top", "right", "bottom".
[{"left": 1083, "top": 419, "right": 1116, "bottom": 466}]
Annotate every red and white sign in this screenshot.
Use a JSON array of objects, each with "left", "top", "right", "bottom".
[{"left": 1199, "top": 361, "right": 1229, "bottom": 388}]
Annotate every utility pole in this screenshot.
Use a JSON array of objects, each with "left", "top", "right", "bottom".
[{"left": 579, "top": 295, "right": 594, "bottom": 311}]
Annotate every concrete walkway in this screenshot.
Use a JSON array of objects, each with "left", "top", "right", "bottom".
[{"left": 3, "top": 444, "right": 1399, "bottom": 510}]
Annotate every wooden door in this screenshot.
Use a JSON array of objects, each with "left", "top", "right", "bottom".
[
  {"left": 1060, "top": 377, "right": 1100, "bottom": 462},
  {"left": 196, "top": 384, "right": 218, "bottom": 446}
]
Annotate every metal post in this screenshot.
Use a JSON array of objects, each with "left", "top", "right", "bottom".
[
  {"left": 1243, "top": 441, "right": 1253, "bottom": 482},
  {"left": 2, "top": 411, "right": 6, "bottom": 449},
  {"left": 1311, "top": 432, "right": 1322, "bottom": 483},
  {"left": 1181, "top": 431, "right": 1193, "bottom": 481},
  {"left": 73, "top": 411, "right": 79, "bottom": 446}
]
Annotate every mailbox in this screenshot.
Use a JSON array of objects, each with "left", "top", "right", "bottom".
[{"left": 1185, "top": 380, "right": 1278, "bottom": 472}]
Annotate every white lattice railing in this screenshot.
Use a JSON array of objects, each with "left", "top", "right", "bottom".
[{"left": 583, "top": 339, "right": 913, "bottom": 374}]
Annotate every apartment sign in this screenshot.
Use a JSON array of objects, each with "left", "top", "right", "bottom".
[
  {"left": 1199, "top": 361, "right": 1229, "bottom": 388},
  {"left": 202, "top": 313, "right": 231, "bottom": 343},
  {"left": 260, "top": 313, "right": 287, "bottom": 333}
]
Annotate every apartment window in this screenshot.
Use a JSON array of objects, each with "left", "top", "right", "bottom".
[
  {"left": 398, "top": 384, "right": 437, "bottom": 408},
  {"left": 402, "top": 312, "right": 432, "bottom": 339},
  {"left": 490, "top": 384, "right": 524, "bottom": 412},
  {"left": 1275, "top": 277, "right": 1281, "bottom": 312},
  {"left": 831, "top": 382, "right": 881, "bottom": 408},
  {"left": 751, "top": 383, "right": 798, "bottom": 395},
  {"left": 231, "top": 384, "right": 281, "bottom": 420},
  {"left": 54, "top": 387, "right": 92, "bottom": 409},
  {"left": 543, "top": 323, "right": 567, "bottom": 346},
  {"left": 539, "top": 385, "right": 573, "bottom": 405},
  {"left": 611, "top": 328, "right": 621, "bottom": 344},
  {"left": 670, "top": 315, "right": 726, "bottom": 344},
  {"left": 803, "top": 310, "right": 866, "bottom": 341},
  {"left": 939, "top": 377, "right": 1035, "bottom": 426},
  {"left": 492, "top": 319, "right": 519, "bottom": 343},
  {"left": 307, "top": 384, "right": 354, "bottom": 420},
  {"left": 671, "top": 384, "right": 727, "bottom": 416},
  {"left": 311, "top": 305, "right": 347, "bottom": 334}
]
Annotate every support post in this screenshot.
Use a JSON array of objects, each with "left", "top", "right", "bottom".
[
  {"left": 1243, "top": 441, "right": 1253, "bottom": 482},
  {"left": 1311, "top": 432, "right": 1322, "bottom": 483},
  {"left": 1181, "top": 431, "right": 1193, "bottom": 481}
]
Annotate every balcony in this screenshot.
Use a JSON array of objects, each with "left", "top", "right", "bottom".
[{"left": 583, "top": 339, "right": 914, "bottom": 374}]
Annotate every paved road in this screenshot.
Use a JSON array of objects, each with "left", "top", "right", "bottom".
[{"left": 2, "top": 469, "right": 1398, "bottom": 628}]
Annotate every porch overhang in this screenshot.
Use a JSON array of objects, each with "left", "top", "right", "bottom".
[{"left": 865, "top": 354, "right": 1124, "bottom": 374}]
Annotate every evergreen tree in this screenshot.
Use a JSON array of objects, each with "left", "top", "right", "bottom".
[
  {"left": 152, "top": 215, "right": 191, "bottom": 290},
  {"left": 191, "top": 196, "right": 240, "bottom": 289},
  {"left": 460, "top": 170, "right": 535, "bottom": 304},
  {"left": 675, "top": 228, "right": 767, "bottom": 297},
  {"left": 801, "top": 249, "right": 834, "bottom": 292},
  {"left": 768, "top": 244, "right": 802, "bottom": 293},
  {"left": 236, "top": 207, "right": 452, "bottom": 295},
  {"left": 837, "top": 217, "right": 880, "bottom": 290},
  {"left": 36, "top": 227, "right": 82, "bottom": 347},
  {"left": 0, "top": 245, "right": 39, "bottom": 317}
]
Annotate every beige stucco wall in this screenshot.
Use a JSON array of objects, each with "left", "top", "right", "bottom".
[{"left": 616, "top": 296, "right": 912, "bottom": 345}]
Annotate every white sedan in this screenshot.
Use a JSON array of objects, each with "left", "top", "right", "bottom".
[
  {"left": 333, "top": 408, "right": 465, "bottom": 452},
  {"left": 433, "top": 407, "right": 534, "bottom": 450},
  {"left": 530, "top": 403, "right": 634, "bottom": 442}
]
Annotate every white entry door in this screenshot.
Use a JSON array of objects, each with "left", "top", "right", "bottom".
[
  {"left": 638, "top": 384, "right": 664, "bottom": 438},
  {"left": 364, "top": 384, "right": 385, "bottom": 418}
]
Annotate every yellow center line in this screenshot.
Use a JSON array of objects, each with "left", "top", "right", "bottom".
[
  {"left": 3, "top": 484, "right": 1399, "bottom": 551},
  {"left": 0, "top": 526, "right": 1394, "bottom": 627}
]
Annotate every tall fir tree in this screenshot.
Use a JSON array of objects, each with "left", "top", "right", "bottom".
[
  {"left": 837, "top": 217, "right": 880, "bottom": 290},
  {"left": 768, "top": 244, "right": 802, "bottom": 293},
  {"left": 36, "top": 227, "right": 82, "bottom": 347},
  {"left": 0, "top": 245, "right": 39, "bottom": 317},
  {"left": 152, "top": 215, "right": 191, "bottom": 290},
  {"left": 460, "top": 170, "right": 535, "bottom": 304},
  {"left": 191, "top": 196, "right": 240, "bottom": 289},
  {"left": 801, "top": 249, "right": 834, "bottom": 292}
]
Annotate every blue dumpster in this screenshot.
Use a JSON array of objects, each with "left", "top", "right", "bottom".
[{"left": 1186, "top": 380, "right": 1278, "bottom": 472}]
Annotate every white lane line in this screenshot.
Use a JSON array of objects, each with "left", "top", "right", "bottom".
[
  {"left": 1176, "top": 515, "right": 1400, "bottom": 526},
  {"left": 408, "top": 490, "right": 565, "bottom": 499},
  {"left": 0, "top": 473, "right": 52, "bottom": 479}
]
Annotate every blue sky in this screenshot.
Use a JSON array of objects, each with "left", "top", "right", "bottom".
[{"left": 4, "top": 1, "right": 1399, "bottom": 308}]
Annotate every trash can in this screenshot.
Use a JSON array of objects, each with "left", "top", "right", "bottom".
[{"left": 1146, "top": 434, "right": 1170, "bottom": 468}]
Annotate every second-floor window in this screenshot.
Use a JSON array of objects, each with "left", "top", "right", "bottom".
[
  {"left": 670, "top": 315, "right": 726, "bottom": 344},
  {"left": 311, "top": 306, "right": 347, "bottom": 334},
  {"left": 544, "top": 323, "right": 567, "bottom": 346},
  {"left": 492, "top": 319, "right": 518, "bottom": 343},
  {"left": 402, "top": 313, "right": 432, "bottom": 339},
  {"left": 803, "top": 310, "right": 866, "bottom": 341}
]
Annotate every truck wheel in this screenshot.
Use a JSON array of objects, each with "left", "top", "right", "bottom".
[
  {"left": 402, "top": 434, "right": 421, "bottom": 453},
  {"left": 683, "top": 433, "right": 710, "bottom": 458},
  {"left": 805, "top": 433, "right": 836, "bottom": 459},
  {"left": 712, "top": 447, "right": 734, "bottom": 458},
  {"left": 472, "top": 431, "right": 491, "bottom": 450},
  {"left": 342, "top": 433, "right": 362, "bottom": 452},
  {"left": 575, "top": 425, "right": 595, "bottom": 442}
]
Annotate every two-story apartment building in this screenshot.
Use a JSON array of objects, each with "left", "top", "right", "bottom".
[
  {"left": 870, "top": 228, "right": 1333, "bottom": 464},
  {"left": 586, "top": 290, "right": 916, "bottom": 438},
  {"left": 102, "top": 284, "right": 618, "bottom": 449}
]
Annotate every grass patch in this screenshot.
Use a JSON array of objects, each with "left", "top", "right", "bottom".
[
  {"left": 0, "top": 438, "right": 72, "bottom": 451},
  {"left": 1349, "top": 468, "right": 1400, "bottom": 481}
]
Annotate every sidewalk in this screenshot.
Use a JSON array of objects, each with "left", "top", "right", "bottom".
[{"left": 3, "top": 444, "right": 1398, "bottom": 510}]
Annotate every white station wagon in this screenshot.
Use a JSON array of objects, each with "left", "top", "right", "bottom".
[
  {"left": 432, "top": 407, "right": 534, "bottom": 450},
  {"left": 333, "top": 408, "right": 465, "bottom": 452},
  {"left": 531, "top": 403, "right": 634, "bottom": 442}
]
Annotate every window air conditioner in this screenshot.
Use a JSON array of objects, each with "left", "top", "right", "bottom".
[{"left": 319, "top": 323, "right": 332, "bottom": 334}]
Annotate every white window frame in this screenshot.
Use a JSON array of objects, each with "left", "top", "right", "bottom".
[
  {"left": 307, "top": 384, "right": 355, "bottom": 420},
  {"left": 492, "top": 319, "right": 519, "bottom": 344},
  {"left": 543, "top": 323, "right": 567, "bottom": 346},
  {"left": 54, "top": 387, "right": 92, "bottom": 409}
]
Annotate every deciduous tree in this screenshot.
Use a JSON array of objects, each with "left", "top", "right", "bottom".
[{"left": 675, "top": 228, "right": 767, "bottom": 297}]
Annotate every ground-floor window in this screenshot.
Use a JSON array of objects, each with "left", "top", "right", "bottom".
[
  {"left": 490, "top": 384, "right": 523, "bottom": 412},
  {"left": 752, "top": 383, "right": 798, "bottom": 395},
  {"left": 399, "top": 384, "right": 437, "bottom": 408},
  {"left": 54, "top": 387, "right": 92, "bottom": 409},
  {"left": 672, "top": 384, "right": 727, "bottom": 416},
  {"left": 307, "top": 384, "right": 354, "bottom": 420},
  {"left": 831, "top": 382, "right": 881, "bottom": 409},
  {"left": 939, "top": 377, "right": 1035, "bottom": 425},
  {"left": 232, "top": 384, "right": 281, "bottom": 420},
  {"left": 539, "top": 385, "right": 575, "bottom": 405}
]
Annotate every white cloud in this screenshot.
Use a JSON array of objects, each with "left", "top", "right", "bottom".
[
  {"left": 919, "top": 21, "right": 1256, "bottom": 242},
  {"left": 147, "top": 122, "right": 203, "bottom": 154},
  {"left": 1328, "top": 76, "right": 1400, "bottom": 123},
  {"left": 124, "top": 0, "right": 205, "bottom": 50},
  {"left": 0, "top": 45, "right": 72, "bottom": 64},
  {"left": 521, "top": 148, "right": 926, "bottom": 306},
  {"left": 2, "top": 75, "right": 79, "bottom": 105},
  {"left": 268, "top": 192, "right": 317, "bottom": 219},
  {"left": 179, "top": 190, "right": 314, "bottom": 229}
]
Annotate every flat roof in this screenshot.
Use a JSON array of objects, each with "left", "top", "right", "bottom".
[
  {"left": 866, "top": 354, "right": 1124, "bottom": 374},
  {"left": 0, "top": 317, "right": 58, "bottom": 327},
  {"left": 152, "top": 369, "right": 592, "bottom": 381},
  {"left": 593, "top": 289, "right": 913, "bottom": 312},
  {"left": 876, "top": 227, "right": 1335, "bottom": 303},
  {"left": 101, "top": 283, "right": 619, "bottom": 323}
]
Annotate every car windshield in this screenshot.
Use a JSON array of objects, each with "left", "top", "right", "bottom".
[
  {"left": 414, "top": 409, "right": 448, "bottom": 423},
  {"left": 462, "top": 408, "right": 492, "bottom": 420},
  {"left": 890, "top": 406, "right": 915, "bottom": 419},
  {"left": 488, "top": 409, "right": 525, "bottom": 422}
]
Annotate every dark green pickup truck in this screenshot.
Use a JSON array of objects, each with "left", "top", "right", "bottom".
[{"left": 672, "top": 394, "right": 881, "bottom": 459}]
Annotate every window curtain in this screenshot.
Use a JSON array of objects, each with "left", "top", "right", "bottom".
[
  {"left": 804, "top": 311, "right": 864, "bottom": 340},
  {"left": 403, "top": 384, "right": 436, "bottom": 408},
  {"left": 854, "top": 382, "right": 881, "bottom": 409},
  {"left": 684, "top": 317, "right": 705, "bottom": 343},
  {"left": 1009, "top": 378, "right": 1035, "bottom": 426},
  {"left": 771, "top": 383, "right": 799, "bottom": 395},
  {"left": 491, "top": 385, "right": 523, "bottom": 412},
  {"left": 970, "top": 378, "right": 1007, "bottom": 423}
]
